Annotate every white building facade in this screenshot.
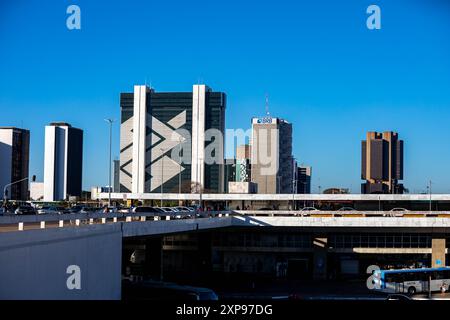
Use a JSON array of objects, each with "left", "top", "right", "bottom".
[{"left": 44, "top": 123, "right": 83, "bottom": 201}]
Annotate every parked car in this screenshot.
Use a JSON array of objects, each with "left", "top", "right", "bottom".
[
  {"left": 132, "top": 206, "right": 161, "bottom": 215},
  {"left": 15, "top": 205, "right": 36, "bottom": 215}
]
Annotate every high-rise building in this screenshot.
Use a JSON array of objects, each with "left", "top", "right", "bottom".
[
  {"left": 236, "top": 144, "right": 251, "bottom": 183},
  {"left": 361, "top": 131, "right": 404, "bottom": 194},
  {"left": 236, "top": 144, "right": 251, "bottom": 160},
  {"left": 250, "top": 117, "right": 293, "bottom": 194},
  {"left": 113, "top": 159, "right": 120, "bottom": 192},
  {"left": 44, "top": 123, "right": 83, "bottom": 201},
  {"left": 224, "top": 158, "right": 236, "bottom": 193},
  {"left": 119, "top": 84, "right": 226, "bottom": 194},
  {"left": 297, "top": 166, "right": 312, "bottom": 194},
  {"left": 0, "top": 127, "right": 30, "bottom": 200}
]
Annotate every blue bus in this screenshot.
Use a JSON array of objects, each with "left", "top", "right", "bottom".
[{"left": 374, "top": 267, "right": 450, "bottom": 295}]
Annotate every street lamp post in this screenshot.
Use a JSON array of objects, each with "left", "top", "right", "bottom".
[
  {"left": 3, "top": 175, "right": 35, "bottom": 212},
  {"left": 178, "top": 136, "right": 182, "bottom": 205},
  {"left": 291, "top": 157, "right": 297, "bottom": 211},
  {"left": 298, "top": 181, "right": 307, "bottom": 208},
  {"left": 198, "top": 157, "right": 203, "bottom": 209},
  {"left": 104, "top": 119, "right": 115, "bottom": 208},
  {"left": 429, "top": 180, "right": 432, "bottom": 212},
  {"left": 160, "top": 147, "right": 165, "bottom": 208}
]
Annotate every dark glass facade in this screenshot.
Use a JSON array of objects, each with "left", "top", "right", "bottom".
[
  {"left": 66, "top": 127, "right": 83, "bottom": 198},
  {"left": 10, "top": 129, "right": 30, "bottom": 200}
]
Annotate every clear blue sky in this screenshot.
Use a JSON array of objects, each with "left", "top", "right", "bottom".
[{"left": 1, "top": 0, "right": 449, "bottom": 193}]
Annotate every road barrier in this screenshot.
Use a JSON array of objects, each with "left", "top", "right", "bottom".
[{"left": 1, "top": 210, "right": 450, "bottom": 233}]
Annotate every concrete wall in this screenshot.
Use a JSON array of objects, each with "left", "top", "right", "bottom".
[{"left": 0, "top": 224, "right": 122, "bottom": 300}]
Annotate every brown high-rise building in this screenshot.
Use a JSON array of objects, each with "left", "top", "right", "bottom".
[{"left": 361, "top": 131, "right": 404, "bottom": 194}]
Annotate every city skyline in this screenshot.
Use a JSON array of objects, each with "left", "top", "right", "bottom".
[{"left": 1, "top": 0, "right": 450, "bottom": 193}]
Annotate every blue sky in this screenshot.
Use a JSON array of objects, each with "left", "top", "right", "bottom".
[{"left": 1, "top": 0, "right": 449, "bottom": 193}]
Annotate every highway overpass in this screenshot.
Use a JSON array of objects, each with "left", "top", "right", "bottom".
[{"left": 1, "top": 211, "right": 450, "bottom": 299}]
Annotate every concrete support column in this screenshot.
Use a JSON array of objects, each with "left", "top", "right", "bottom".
[
  {"left": 145, "top": 237, "right": 163, "bottom": 281},
  {"left": 197, "top": 233, "right": 213, "bottom": 282},
  {"left": 313, "top": 235, "right": 328, "bottom": 280},
  {"left": 432, "top": 237, "right": 446, "bottom": 268}
]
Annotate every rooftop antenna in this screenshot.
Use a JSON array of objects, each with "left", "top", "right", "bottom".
[
  {"left": 265, "top": 94, "right": 270, "bottom": 117},
  {"left": 145, "top": 77, "right": 152, "bottom": 90}
]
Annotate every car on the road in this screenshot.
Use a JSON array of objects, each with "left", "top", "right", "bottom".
[
  {"left": 158, "top": 207, "right": 175, "bottom": 212},
  {"left": 175, "top": 206, "right": 194, "bottom": 212},
  {"left": 386, "top": 294, "right": 412, "bottom": 301},
  {"left": 132, "top": 206, "right": 162, "bottom": 214},
  {"left": 68, "top": 205, "right": 84, "bottom": 214},
  {"left": 300, "top": 207, "right": 319, "bottom": 211},
  {"left": 161, "top": 207, "right": 186, "bottom": 219},
  {"left": 122, "top": 279, "right": 219, "bottom": 301},
  {"left": 294, "top": 207, "right": 319, "bottom": 217},
  {"left": 116, "top": 206, "right": 131, "bottom": 213},
  {"left": 37, "top": 206, "right": 68, "bottom": 215},
  {"left": 338, "top": 207, "right": 357, "bottom": 211},
  {"left": 15, "top": 205, "right": 36, "bottom": 215},
  {"left": 129, "top": 249, "right": 146, "bottom": 264},
  {"left": 69, "top": 206, "right": 102, "bottom": 214},
  {"left": 385, "top": 208, "right": 409, "bottom": 217},
  {"left": 81, "top": 207, "right": 102, "bottom": 213}
]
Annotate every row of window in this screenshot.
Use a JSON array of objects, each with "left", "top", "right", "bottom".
[
  {"left": 329, "top": 233, "right": 432, "bottom": 248},
  {"left": 163, "top": 233, "right": 446, "bottom": 250}
]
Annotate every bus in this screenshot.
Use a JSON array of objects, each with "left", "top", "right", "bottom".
[{"left": 374, "top": 267, "right": 450, "bottom": 295}]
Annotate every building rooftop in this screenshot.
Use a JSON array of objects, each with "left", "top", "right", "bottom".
[
  {"left": 0, "top": 127, "right": 30, "bottom": 132},
  {"left": 49, "top": 122, "right": 72, "bottom": 127}
]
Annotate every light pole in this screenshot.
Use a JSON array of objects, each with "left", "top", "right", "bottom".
[
  {"left": 178, "top": 136, "right": 183, "bottom": 204},
  {"left": 429, "top": 180, "right": 432, "bottom": 212},
  {"left": 298, "top": 181, "right": 307, "bottom": 208},
  {"left": 291, "top": 157, "right": 297, "bottom": 211},
  {"left": 198, "top": 157, "right": 203, "bottom": 209},
  {"left": 3, "top": 175, "right": 35, "bottom": 211},
  {"left": 104, "top": 118, "right": 115, "bottom": 208},
  {"left": 160, "top": 147, "right": 165, "bottom": 208}
]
